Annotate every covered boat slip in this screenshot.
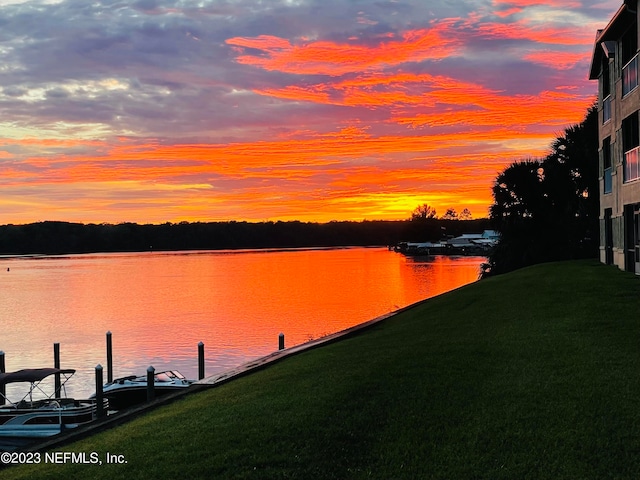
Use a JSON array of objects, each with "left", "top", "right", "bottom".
[
  {"left": 0, "top": 368, "right": 76, "bottom": 407},
  {"left": 0, "top": 368, "right": 101, "bottom": 443}
]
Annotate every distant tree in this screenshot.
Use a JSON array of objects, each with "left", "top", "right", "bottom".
[
  {"left": 459, "top": 208, "right": 473, "bottom": 220},
  {"left": 483, "top": 105, "right": 598, "bottom": 277},
  {"left": 441, "top": 208, "right": 458, "bottom": 220},
  {"left": 411, "top": 204, "right": 437, "bottom": 221}
]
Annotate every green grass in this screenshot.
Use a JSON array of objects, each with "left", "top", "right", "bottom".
[{"left": 5, "top": 259, "right": 640, "bottom": 479}]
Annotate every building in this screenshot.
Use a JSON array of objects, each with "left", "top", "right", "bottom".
[{"left": 590, "top": 0, "right": 640, "bottom": 273}]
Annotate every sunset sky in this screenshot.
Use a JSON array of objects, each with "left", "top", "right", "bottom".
[{"left": 0, "top": 0, "right": 619, "bottom": 224}]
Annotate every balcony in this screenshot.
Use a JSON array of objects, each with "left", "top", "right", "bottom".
[
  {"left": 623, "top": 54, "right": 639, "bottom": 97},
  {"left": 624, "top": 146, "right": 640, "bottom": 182}
]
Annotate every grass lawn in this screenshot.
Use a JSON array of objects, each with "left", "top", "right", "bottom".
[{"left": 4, "top": 259, "right": 640, "bottom": 479}]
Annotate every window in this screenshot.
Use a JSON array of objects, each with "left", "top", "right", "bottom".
[
  {"left": 622, "top": 23, "right": 638, "bottom": 65},
  {"left": 622, "top": 24, "right": 638, "bottom": 97},
  {"left": 603, "top": 96, "right": 612, "bottom": 123},
  {"left": 623, "top": 112, "right": 640, "bottom": 182},
  {"left": 625, "top": 147, "right": 639, "bottom": 182},
  {"left": 603, "top": 61, "right": 611, "bottom": 123},
  {"left": 604, "top": 137, "right": 612, "bottom": 193},
  {"left": 623, "top": 55, "right": 638, "bottom": 96}
]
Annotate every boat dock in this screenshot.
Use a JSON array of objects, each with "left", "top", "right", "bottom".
[
  {"left": 393, "top": 230, "right": 499, "bottom": 256},
  {"left": 2, "top": 301, "right": 430, "bottom": 455}
]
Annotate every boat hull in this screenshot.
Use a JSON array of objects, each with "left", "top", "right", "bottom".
[
  {"left": 97, "top": 370, "right": 192, "bottom": 410},
  {"left": 0, "top": 400, "right": 99, "bottom": 438},
  {"left": 102, "top": 385, "right": 189, "bottom": 410}
]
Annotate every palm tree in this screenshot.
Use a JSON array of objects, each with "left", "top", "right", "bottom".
[{"left": 483, "top": 105, "right": 599, "bottom": 277}]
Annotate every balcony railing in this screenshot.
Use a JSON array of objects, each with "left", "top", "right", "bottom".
[
  {"left": 603, "top": 95, "right": 612, "bottom": 123},
  {"left": 623, "top": 54, "right": 639, "bottom": 97},
  {"left": 625, "top": 146, "right": 640, "bottom": 182}
]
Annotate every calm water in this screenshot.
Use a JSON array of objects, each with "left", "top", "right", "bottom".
[{"left": 0, "top": 248, "right": 485, "bottom": 399}]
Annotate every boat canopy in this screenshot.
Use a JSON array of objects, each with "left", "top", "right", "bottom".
[{"left": 0, "top": 368, "right": 76, "bottom": 386}]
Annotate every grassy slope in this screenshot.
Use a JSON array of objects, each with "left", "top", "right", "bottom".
[{"left": 5, "top": 260, "right": 640, "bottom": 479}]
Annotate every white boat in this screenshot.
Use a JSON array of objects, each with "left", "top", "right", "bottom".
[
  {"left": 0, "top": 368, "right": 102, "bottom": 439},
  {"left": 97, "top": 370, "right": 192, "bottom": 410}
]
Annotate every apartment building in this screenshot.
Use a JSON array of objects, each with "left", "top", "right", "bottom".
[{"left": 590, "top": 0, "right": 640, "bottom": 272}]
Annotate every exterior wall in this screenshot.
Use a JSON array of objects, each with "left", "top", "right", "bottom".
[
  {"left": 596, "top": 1, "right": 640, "bottom": 271},
  {"left": 598, "top": 58, "right": 625, "bottom": 269}
]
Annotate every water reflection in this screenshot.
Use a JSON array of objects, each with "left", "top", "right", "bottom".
[{"left": 0, "top": 248, "right": 485, "bottom": 398}]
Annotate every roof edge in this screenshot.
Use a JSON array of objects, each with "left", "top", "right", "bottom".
[{"left": 589, "top": 2, "right": 635, "bottom": 79}]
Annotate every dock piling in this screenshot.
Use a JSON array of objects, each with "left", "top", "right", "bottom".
[
  {"left": 95, "top": 364, "right": 105, "bottom": 418},
  {"left": 147, "top": 366, "right": 155, "bottom": 402},
  {"left": 198, "top": 342, "right": 205, "bottom": 380},
  {"left": 0, "top": 351, "right": 5, "bottom": 403},
  {"left": 106, "top": 331, "right": 113, "bottom": 383},
  {"left": 279, "top": 332, "right": 285, "bottom": 350},
  {"left": 54, "top": 343, "right": 61, "bottom": 398}
]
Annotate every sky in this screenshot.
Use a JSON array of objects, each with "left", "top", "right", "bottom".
[{"left": 0, "top": 0, "right": 621, "bottom": 224}]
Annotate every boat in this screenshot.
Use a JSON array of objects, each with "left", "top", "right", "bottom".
[
  {"left": 96, "top": 370, "right": 193, "bottom": 410},
  {"left": 393, "top": 241, "right": 448, "bottom": 255},
  {"left": 0, "top": 368, "right": 103, "bottom": 440}
]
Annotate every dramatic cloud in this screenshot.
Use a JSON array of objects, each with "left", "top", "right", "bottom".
[
  {"left": 225, "top": 22, "right": 464, "bottom": 75},
  {"left": 0, "top": 0, "right": 619, "bottom": 224}
]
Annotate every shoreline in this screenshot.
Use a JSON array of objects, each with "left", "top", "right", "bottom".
[{"left": 14, "top": 294, "right": 438, "bottom": 455}]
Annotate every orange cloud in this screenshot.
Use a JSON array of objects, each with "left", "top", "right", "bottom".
[
  {"left": 524, "top": 50, "right": 592, "bottom": 69},
  {"left": 494, "top": 7, "right": 523, "bottom": 18},
  {"left": 255, "top": 85, "right": 334, "bottom": 104},
  {"left": 476, "top": 21, "right": 594, "bottom": 45},
  {"left": 0, "top": 123, "right": 552, "bottom": 223},
  {"left": 253, "top": 69, "right": 591, "bottom": 131},
  {"left": 492, "top": 0, "right": 581, "bottom": 6},
  {"left": 9, "top": 122, "right": 552, "bottom": 195},
  {"left": 394, "top": 89, "right": 592, "bottom": 129},
  {"left": 226, "top": 22, "right": 463, "bottom": 76},
  {"left": 3, "top": 138, "right": 106, "bottom": 148},
  {"left": 257, "top": 72, "right": 496, "bottom": 108}
]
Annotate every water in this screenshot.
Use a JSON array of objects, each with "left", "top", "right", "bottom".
[{"left": 0, "top": 248, "right": 485, "bottom": 399}]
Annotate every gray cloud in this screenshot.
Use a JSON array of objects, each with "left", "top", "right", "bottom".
[{"left": 0, "top": 0, "right": 614, "bottom": 144}]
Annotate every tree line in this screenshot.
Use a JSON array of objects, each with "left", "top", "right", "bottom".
[
  {"left": 411, "top": 205, "right": 473, "bottom": 221},
  {"left": 0, "top": 218, "right": 491, "bottom": 255},
  {"left": 482, "top": 105, "right": 599, "bottom": 276}
]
